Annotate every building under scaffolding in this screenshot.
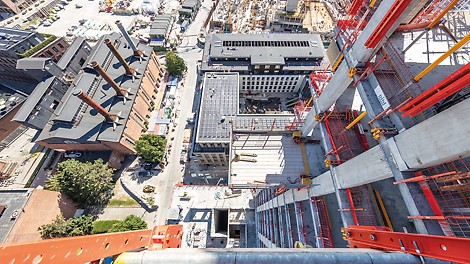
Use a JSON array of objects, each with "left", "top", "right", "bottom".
[{"left": 255, "top": 0, "right": 470, "bottom": 254}]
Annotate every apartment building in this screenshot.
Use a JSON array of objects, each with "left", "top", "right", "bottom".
[{"left": 202, "top": 33, "right": 325, "bottom": 96}]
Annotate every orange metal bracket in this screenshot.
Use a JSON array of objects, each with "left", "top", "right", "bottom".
[
  {"left": 343, "top": 226, "right": 470, "bottom": 263},
  {"left": 0, "top": 225, "right": 183, "bottom": 264}
]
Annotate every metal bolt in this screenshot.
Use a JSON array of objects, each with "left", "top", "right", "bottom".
[{"left": 370, "top": 234, "right": 376, "bottom": 241}]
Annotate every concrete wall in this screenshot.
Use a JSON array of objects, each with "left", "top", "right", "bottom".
[
  {"left": 336, "top": 145, "right": 392, "bottom": 189},
  {"left": 393, "top": 99, "right": 470, "bottom": 169}
]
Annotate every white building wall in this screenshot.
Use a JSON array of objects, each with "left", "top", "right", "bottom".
[{"left": 239, "top": 75, "right": 306, "bottom": 93}]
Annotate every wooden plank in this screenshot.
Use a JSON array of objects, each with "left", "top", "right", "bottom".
[
  {"left": 439, "top": 183, "right": 470, "bottom": 192},
  {"left": 435, "top": 172, "right": 470, "bottom": 183}
]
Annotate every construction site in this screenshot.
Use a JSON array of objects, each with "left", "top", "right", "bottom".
[
  {"left": 2, "top": 0, "right": 470, "bottom": 263},
  {"left": 209, "top": 0, "right": 345, "bottom": 37}
]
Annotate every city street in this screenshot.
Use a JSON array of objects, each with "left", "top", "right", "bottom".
[{"left": 115, "top": 0, "right": 213, "bottom": 226}]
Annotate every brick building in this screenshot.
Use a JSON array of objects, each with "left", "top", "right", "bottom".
[{"left": 32, "top": 22, "right": 164, "bottom": 158}]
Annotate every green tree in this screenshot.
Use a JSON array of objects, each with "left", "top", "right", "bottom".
[
  {"left": 38, "top": 215, "right": 94, "bottom": 239},
  {"left": 45, "top": 159, "right": 114, "bottom": 206},
  {"left": 92, "top": 220, "right": 121, "bottom": 234},
  {"left": 135, "top": 134, "right": 167, "bottom": 163},
  {"left": 38, "top": 215, "right": 68, "bottom": 239},
  {"left": 108, "top": 215, "right": 148, "bottom": 233},
  {"left": 165, "top": 51, "right": 187, "bottom": 77}
]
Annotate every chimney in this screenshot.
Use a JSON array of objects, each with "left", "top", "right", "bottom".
[
  {"left": 73, "top": 89, "right": 116, "bottom": 122},
  {"left": 104, "top": 39, "right": 135, "bottom": 76},
  {"left": 91, "top": 61, "right": 126, "bottom": 97},
  {"left": 115, "top": 20, "right": 143, "bottom": 57}
]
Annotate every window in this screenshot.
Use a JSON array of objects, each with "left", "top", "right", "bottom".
[
  {"left": 134, "top": 113, "right": 144, "bottom": 122},
  {"left": 52, "top": 47, "right": 59, "bottom": 53},
  {"left": 58, "top": 43, "right": 64, "bottom": 48},
  {"left": 125, "top": 138, "right": 135, "bottom": 145},
  {"left": 50, "top": 100, "right": 59, "bottom": 110},
  {"left": 79, "top": 58, "right": 86, "bottom": 66}
]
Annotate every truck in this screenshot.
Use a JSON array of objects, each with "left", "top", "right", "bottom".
[{"left": 180, "top": 20, "right": 189, "bottom": 32}]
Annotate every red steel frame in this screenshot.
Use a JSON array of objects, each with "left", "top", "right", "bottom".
[
  {"left": 312, "top": 197, "right": 335, "bottom": 248},
  {"left": 399, "top": 62, "right": 470, "bottom": 117},
  {"left": 371, "top": 42, "right": 433, "bottom": 128},
  {"left": 394, "top": 158, "right": 470, "bottom": 238},
  {"left": 343, "top": 225, "right": 470, "bottom": 263},
  {"left": 349, "top": 185, "right": 379, "bottom": 226},
  {"left": 364, "top": 0, "right": 413, "bottom": 49},
  {"left": 0, "top": 225, "right": 183, "bottom": 264}
]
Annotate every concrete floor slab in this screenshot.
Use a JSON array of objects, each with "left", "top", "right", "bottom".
[{"left": 231, "top": 134, "right": 304, "bottom": 185}]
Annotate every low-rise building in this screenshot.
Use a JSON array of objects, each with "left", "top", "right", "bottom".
[
  {"left": 25, "top": 23, "right": 164, "bottom": 163},
  {"left": 0, "top": 28, "right": 70, "bottom": 90},
  {"left": 0, "top": 84, "right": 26, "bottom": 142},
  {"left": 178, "top": 0, "right": 201, "bottom": 22},
  {"left": 149, "top": 14, "right": 173, "bottom": 47},
  {"left": 13, "top": 37, "right": 92, "bottom": 131}
]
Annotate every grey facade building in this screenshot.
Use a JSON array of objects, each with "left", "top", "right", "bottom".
[
  {"left": 0, "top": 28, "right": 45, "bottom": 86},
  {"left": 13, "top": 37, "right": 93, "bottom": 130},
  {"left": 194, "top": 34, "right": 326, "bottom": 166}
]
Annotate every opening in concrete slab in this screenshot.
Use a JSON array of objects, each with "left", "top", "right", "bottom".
[
  {"left": 239, "top": 93, "right": 297, "bottom": 114},
  {"left": 214, "top": 209, "right": 229, "bottom": 234}
]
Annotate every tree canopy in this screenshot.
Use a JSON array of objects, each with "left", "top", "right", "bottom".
[
  {"left": 108, "top": 215, "right": 148, "bottom": 232},
  {"left": 38, "top": 215, "right": 93, "bottom": 239},
  {"left": 135, "top": 134, "right": 167, "bottom": 163},
  {"left": 45, "top": 159, "right": 114, "bottom": 206},
  {"left": 166, "top": 51, "right": 187, "bottom": 77}
]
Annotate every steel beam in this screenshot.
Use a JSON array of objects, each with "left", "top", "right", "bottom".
[{"left": 115, "top": 248, "right": 449, "bottom": 264}]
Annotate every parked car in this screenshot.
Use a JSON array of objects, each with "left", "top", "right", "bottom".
[
  {"left": 64, "top": 151, "right": 81, "bottom": 158},
  {"left": 75, "top": 4, "right": 83, "bottom": 8},
  {"left": 179, "top": 154, "right": 186, "bottom": 164},
  {"left": 42, "top": 21, "right": 51, "bottom": 27},
  {"left": 143, "top": 185, "right": 155, "bottom": 193},
  {"left": 136, "top": 170, "right": 153, "bottom": 177},
  {"left": 143, "top": 163, "right": 159, "bottom": 170},
  {"left": 79, "top": 19, "right": 87, "bottom": 24}
]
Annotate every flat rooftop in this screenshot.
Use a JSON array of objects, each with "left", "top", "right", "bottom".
[
  {"left": 37, "top": 32, "right": 153, "bottom": 144},
  {"left": 170, "top": 186, "right": 255, "bottom": 248},
  {"left": 5, "top": 189, "right": 76, "bottom": 243},
  {"left": 230, "top": 134, "right": 304, "bottom": 185},
  {"left": 0, "top": 189, "right": 30, "bottom": 242},
  {"left": 0, "top": 85, "right": 26, "bottom": 119},
  {"left": 202, "top": 33, "right": 324, "bottom": 71},
  {"left": 196, "top": 72, "right": 239, "bottom": 143},
  {"left": 0, "top": 28, "right": 35, "bottom": 51}
]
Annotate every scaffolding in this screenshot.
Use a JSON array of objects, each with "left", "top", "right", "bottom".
[
  {"left": 323, "top": 107, "right": 368, "bottom": 163},
  {"left": 395, "top": 158, "right": 470, "bottom": 238},
  {"left": 371, "top": 42, "right": 436, "bottom": 128},
  {"left": 348, "top": 185, "right": 380, "bottom": 226},
  {"left": 311, "top": 197, "right": 335, "bottom": 248}
]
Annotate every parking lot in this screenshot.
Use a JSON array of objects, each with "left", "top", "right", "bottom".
[{"left": 36, "top": 0, "right": 139, "bottom": 37}]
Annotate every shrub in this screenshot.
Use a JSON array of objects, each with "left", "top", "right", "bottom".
[{"left": 92, "top": 220, "right": 120, "bottom": 234}]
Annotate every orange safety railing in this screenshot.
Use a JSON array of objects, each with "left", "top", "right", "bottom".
[{"left": 394, "top": 158, "right": 470, "bottom": 237}]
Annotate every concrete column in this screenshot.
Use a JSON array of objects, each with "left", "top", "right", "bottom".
[
  {"left": 283, "top": 194, "right": 294, "bottom": 248},
  {"left": 316, "top": 62, "right": 353, "bottom": 112},
  {"left": 353, "top": 74, "right": 431, "bottom": 234},
  {"left": 301, "top": 106, "right": 317, "bottom": 137},
  {"left": 307, "top": 188, "right": 321, "bottom": 248},
  {"left": 276, "top": 195, "right": 285, "bottom": 248}
]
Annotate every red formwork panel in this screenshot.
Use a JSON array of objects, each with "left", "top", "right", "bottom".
[{"left": 396, "top": 158, "right": 470, "bottom": 237}]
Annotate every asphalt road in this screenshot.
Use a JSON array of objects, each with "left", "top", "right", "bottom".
[{"left": 150, "top": 0, "right": 212, "bottom": 225}]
